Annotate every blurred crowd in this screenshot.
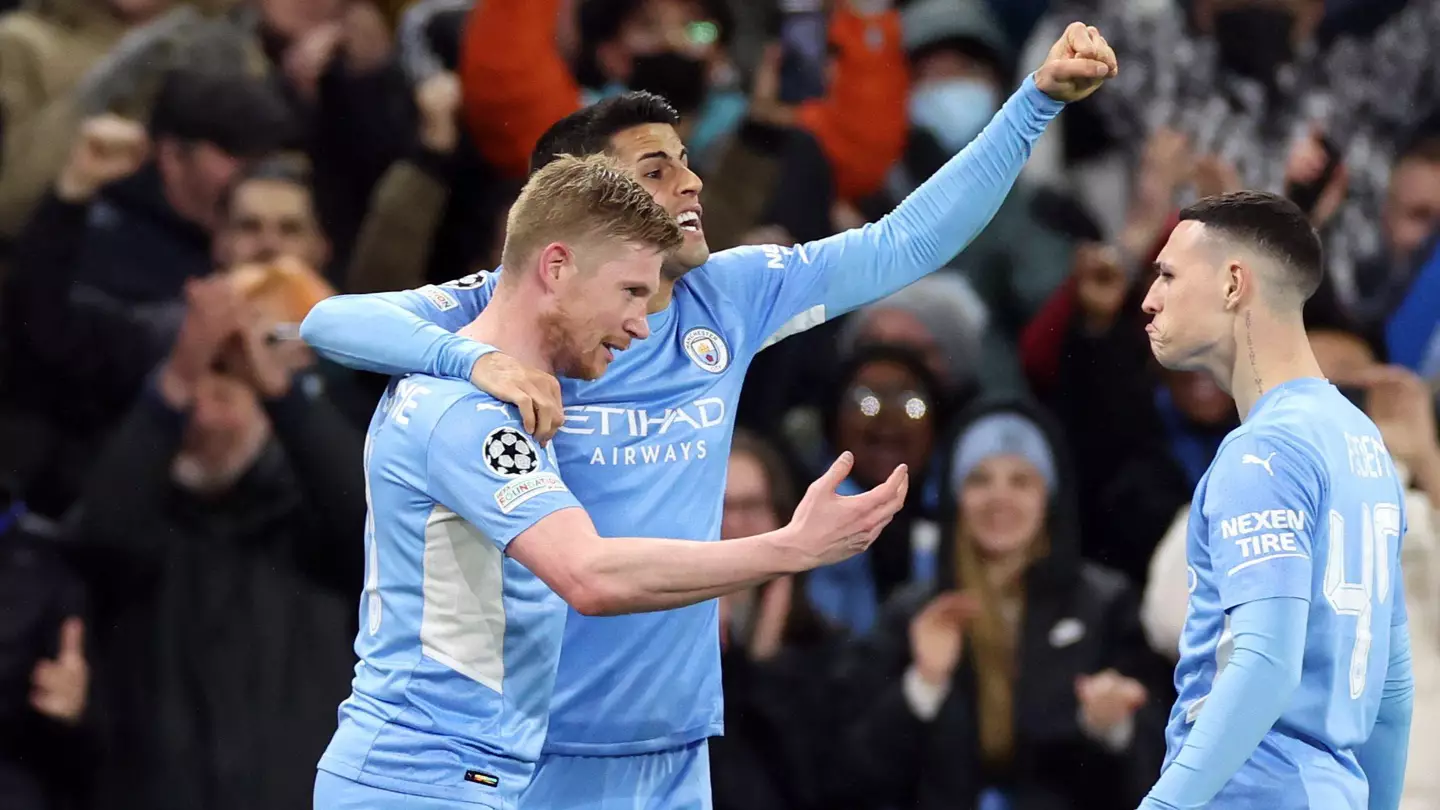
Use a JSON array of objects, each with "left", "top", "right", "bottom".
[{"left": 0, "top": 0, "right": 1438, "bottom": 808}]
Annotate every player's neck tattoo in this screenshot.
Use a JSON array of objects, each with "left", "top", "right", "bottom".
[{"left": 1245, "top": 310, "right": 1263, "bottom": 397}]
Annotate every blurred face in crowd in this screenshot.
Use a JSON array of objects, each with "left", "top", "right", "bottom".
[
  {"left": 1143, "top": 221, "right": 1238, "bottom": 376},
  {"left": 836, "top": 360, "right": 935, "bottom": 489},
  {"left": 722, "top": 451, "right": 780, "bottom": 540},
  {"left": 854, "top": 310, "right": 950, "bottom": 387},
  {"left": 608, "top": 124, "right": 708, "bottom": 270},
  {"left": 157, "top": 139, "right": 245, "bottom": 234},
  {"left": 544, "top": 241, "right": 660, "bottom": 379},
  {"left": 909, "top": 46, "right": 1005, "bottom": 155},
  {"left": 1197, "top": 0, "right": 1324, "bottom": 74},
  {"left": 958, "top": 454, "right": 1048, "bottom": 561},
  {"left": 598, "top": 0, "right": 726, "bottom": 115},
  {"left": 173, "top": 372, "right": 271, "bottom": 493},
  {"left": 1383, "top": 153, "right": 1440, "bottom": 262},
  {"left": 1165, "top": 370, "right": 1234, "bottom": 427},
  {"left": 214, "top": 177, "right": 329, "bottom": 269}
]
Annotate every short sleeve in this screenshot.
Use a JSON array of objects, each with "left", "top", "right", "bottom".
[
  {"left": 1202, "top": 431, "right": 1325, "bottom": 610},
  {"left": 426, "top": 399, "right": 581, "bottom": 549}
]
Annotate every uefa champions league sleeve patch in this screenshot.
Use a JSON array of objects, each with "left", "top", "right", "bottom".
[{"left": 481, "top": 426, "right": 541, "bottom": 477}]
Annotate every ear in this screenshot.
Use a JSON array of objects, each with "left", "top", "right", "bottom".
[
  {"left": 536, "top": 242, "right": 572, "bottom": 292},
  {"left": 1223, "top": 261, "right": 1247, "bottom": 311}
]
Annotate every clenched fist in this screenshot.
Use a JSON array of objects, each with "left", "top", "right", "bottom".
[
  {"left": 56, "top": 115, "right": 149, "bottom": 203},
  {"left": 1034, "top": 23, "right": 1118, "bottom": 103}
]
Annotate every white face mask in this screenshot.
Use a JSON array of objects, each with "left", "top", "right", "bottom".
[{"left": 908, "top": 78, "right": 999, "bottom": 156}]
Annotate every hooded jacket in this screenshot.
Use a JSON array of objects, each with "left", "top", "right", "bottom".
[{"left": 834, "top": 398, "right": 1173, "bottom": 810}]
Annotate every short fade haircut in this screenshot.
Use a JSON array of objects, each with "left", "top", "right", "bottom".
[
  {"left": 1178, "top": 190, "right": 1324, "bottom": 303},
  {"left": 501, "top": 153, "right": 684, "bottom": 274},
  {"left": 529, "top": 92, "right": 681, "bottom": 174},
  {"left": 218, "top": 154, "right": 312, "bottom": 220}
]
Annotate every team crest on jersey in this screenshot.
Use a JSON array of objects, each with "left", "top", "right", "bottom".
[
  {"left": 482, "top": 426, "right": 540, "bottom": 477},
  {"left": 683, "top": 327, "right": 729, "bottom": 374}
]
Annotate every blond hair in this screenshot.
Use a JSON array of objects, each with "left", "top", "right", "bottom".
[
  {"left": 500, "top": 153, "right": 683, "bottom": 274},
  {"left": 955, "top": 526, "right": 1051, "bottom": 767}
]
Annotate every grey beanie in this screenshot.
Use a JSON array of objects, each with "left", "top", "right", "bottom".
[
  {"left": 837, "top": 273, "right": 988, "bottom": 390},
  {"left": 950, "top": 411, "right": 1057, "bottom": 493}
]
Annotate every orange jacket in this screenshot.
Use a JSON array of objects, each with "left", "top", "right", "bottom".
[{"left": 459, "top": 0, "right": 908, "bottom": 201}]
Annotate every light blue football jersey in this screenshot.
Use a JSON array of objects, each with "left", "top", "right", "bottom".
[
  {"left": 302, "top": 76, "right": 1065, "bottom": 757},
  {"left": 1167, "top": 378, "right": 1409, "bottom": 808},
  {"left": 377, "top": 247, "right": 851, "bottom": 755},
  {"left": 317, "top": 375, "right": 581, "bottom": 804}
]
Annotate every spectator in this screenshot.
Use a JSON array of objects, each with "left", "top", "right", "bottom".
[
  {"left": 1029, "top": 0, "right": 1440, "bottom": 316},
  {"left": 0, "top": 481, "right": 95, "bottom": 810},
  {"left": 213, "top": 157, "right": 331, "bottom": 271},
  {"left": 747, "top": 273, "right": 987, "bottom": 466},
  {"left": 1347, "top": 133, "right": 1440, "bottom": 331},
  {"left": 767, "top": 0, "right": 1073, "bottom": 399},
  {"left": 63, "top": 275, "right": 363, "bottom": 810},
  {"left": 27, "top": 71, "right": 292, "bottom": 307},
  {"left": 839, "top": 401, "right": 1170, "bottom": 810},
  {"left": 710, "top": 429, "right": 848, "bottom": 810},
  {"left": 458, "top": 0, "right": 907, "bottom": 202},
  {"left": 837, "top": 273, "right": 989, "bottom": 404},
  {"left": 0, "top": 0, "right": 192, "bottom": 242},
  {"left": 2, "top": 127, "right": 333, "bottom": 516},
  {"left": 805, "top": 345, "right": 947, "bottom": 635}
]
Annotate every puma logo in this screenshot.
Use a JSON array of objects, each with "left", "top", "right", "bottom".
[{"left": 1241, "top": 452, "right": 1276, "bottom": 476}]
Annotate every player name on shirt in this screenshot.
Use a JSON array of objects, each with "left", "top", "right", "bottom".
[{"left": 1344, "top": 432, "right": 1393, "bottom": 480}]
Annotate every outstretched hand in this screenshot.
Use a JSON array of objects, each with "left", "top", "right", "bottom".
[
  {"left": 1034, "top": 22, "right": 1118, "bottom": 103},
  {"left": 783, "top": 452, "right": 908, "bottom": 570}
]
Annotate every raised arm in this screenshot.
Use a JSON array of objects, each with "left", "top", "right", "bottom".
[{"left": 709, "top": 24, "right": 1118, "bottom": 351}]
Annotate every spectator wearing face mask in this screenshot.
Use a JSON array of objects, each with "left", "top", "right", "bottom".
[
  {"left": 63, "top": 274, "right": 363, "bottom": 810},
  {"left": 455, "top": 0, "right": 907, "bottom": 203},
  {"left": 838, "top": 402, "right": 1170, "bottom": 810},
  {"left": 765, "top": 0, "right": 1072, "bottom": 397}
]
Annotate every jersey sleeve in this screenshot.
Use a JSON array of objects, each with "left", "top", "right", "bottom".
[
  {"left": 426, "top": 398, "right": 582, "bottom": 549},
  {"left": 694, "top": 75, "right": 1064, "bottom": 356},
  {"left": 1202, "top": 431, "right": 1326, "bottom": 611},
  {"left": 299, "top": 272, "right": 497, "bottom": 381}
]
